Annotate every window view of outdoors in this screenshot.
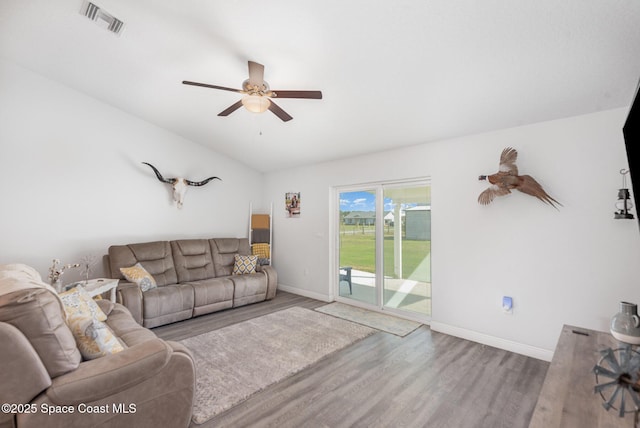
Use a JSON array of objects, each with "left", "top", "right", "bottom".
[
  {"left": 339, "top": 189, "right": 377, "bottom": 306},
  {"left": 338, "top": 185, "right": 431, "bottom": 317}
]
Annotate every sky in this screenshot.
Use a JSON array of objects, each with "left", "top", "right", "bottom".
[
  {"left": 340, "top": 190, "right": 426, "bottom": 212},
  {"left": 339, "top": 190, "right": 399, "bottom": 212},
  {"left": 339, "top": 191, "right": 376, "bottom": 211}
]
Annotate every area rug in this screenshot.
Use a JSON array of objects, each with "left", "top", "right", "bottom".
[
  {"left": 315, "top": 302, "right": 422, "bottom": 337},
  {"left": 179, "top": 306, "right": 375, "bottom": 424}
]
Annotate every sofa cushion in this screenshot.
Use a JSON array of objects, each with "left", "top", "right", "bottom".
[
  {"left": 120, "top": 263, "right": 157, "bottom": 292},
  {"left": 142, "top": 284, "right": 194, "bottom": 328},
  {"left": 171, "top": 239, "right": 215, "bottom": 283},
  {"left": 109, "top": 241, "right": 177, "bottom": 286},
  {"left": 233, "top": 254, "right": 258, "bottom": 275},
  {"left": 101, "top": 302, "right": 157, "bottom": 347},
  {"left": 0, "top": 289, "right": 81, "bottom": 378},
  {"left": 0, "top": 322, "right": 51, "bottom": 410},
  {"left": 210, "top": 238, "right": 251, "bottom": 277},
  {"left": 186, "top": 277, "right": 234, "bottom": 317},
  {"left": 229, "top": 273, "right": 268, "bottom": 307}
]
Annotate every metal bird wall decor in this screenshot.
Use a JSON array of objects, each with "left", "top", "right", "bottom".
[
  {"left": 478, "top": 147, "right": 561, "bottom": 208},
  {"left": 142, "top": 162, "right": 221, "bottom": 209}
]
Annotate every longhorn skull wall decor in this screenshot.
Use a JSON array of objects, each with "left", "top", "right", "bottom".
[{"left": 142, "top": 162, "right": 221, "bottom": 209}]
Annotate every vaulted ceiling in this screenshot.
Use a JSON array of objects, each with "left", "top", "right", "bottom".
[{"left": 1, "top": 0, "right": 639, "bottom": 172}]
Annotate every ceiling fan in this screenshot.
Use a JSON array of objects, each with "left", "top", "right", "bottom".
[{"left": 182, "top": 61, "right": 322, "bottom": 122}]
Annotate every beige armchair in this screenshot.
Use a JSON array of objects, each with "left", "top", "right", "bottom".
[{"left": 0, "top": 286, "right": 195, "bottom": 428}]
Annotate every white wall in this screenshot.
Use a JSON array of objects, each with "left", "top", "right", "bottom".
[
  {"left": 3, "top": 58, "right": 638, "bottom": 360},
  {"left": 0, "top": 60, "right": 263, "bottom": 282},
  {"left": 264, "top": 107, "right": 640, "bottom": 359}
]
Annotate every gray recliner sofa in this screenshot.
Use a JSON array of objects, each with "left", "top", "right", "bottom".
[
  {"left": 107, "top": 238, "right": 277, "bottom": 328},
  {"left": 0, "top": 266, "right": 195, "bottom": 428}
]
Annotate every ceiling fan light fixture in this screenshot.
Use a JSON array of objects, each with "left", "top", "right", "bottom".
[
  {"left": 242, "top": 95, "right": 271, "bottom": 113},
  {"left": 183, "top": 60, "right": 321, "bottom": 121}
]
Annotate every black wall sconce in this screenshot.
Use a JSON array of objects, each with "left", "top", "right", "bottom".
[{"left": 615, "top": 169, "right": 634, "bottom": 219}]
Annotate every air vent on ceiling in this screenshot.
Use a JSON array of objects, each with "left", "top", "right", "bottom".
[{"left": 80, "top": 1, "right": 125, "bottom": 35}]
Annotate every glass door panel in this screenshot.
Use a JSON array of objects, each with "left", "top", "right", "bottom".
[
  {"left": 338, "top": 189, "right": 377, "bottom": 306},
  {"left": 382, "top": 185, "right": 431, "bottom": 316}
]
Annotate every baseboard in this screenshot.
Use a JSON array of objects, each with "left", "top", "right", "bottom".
[
  {"left": 274, "top": 287, "right": 553, "bottom": 361},
  {"left": 277, "top": 284, "right": 332, "bottom": 303},
  {"left": 430, "top": 321, "right": 554, "bottom": 362}
]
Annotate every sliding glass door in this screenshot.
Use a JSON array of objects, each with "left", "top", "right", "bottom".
[
  {"left": 338, "top": 189, "right": 377, "bottom": 306},
  {"left": 337, "top": 181, "right": 431, "bottom": 320},
  {"left": 382, "top": 184, "right": 431, "bottom": 317}
]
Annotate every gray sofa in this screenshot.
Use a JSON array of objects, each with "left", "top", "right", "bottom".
[
  {"left": 107, "top": 238, "right": 277, "bottom": 328},
  {"left": 0, "top": 280, "right": 195, "bottom": 428}
]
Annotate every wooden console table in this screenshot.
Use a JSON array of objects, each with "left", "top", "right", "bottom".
[{"left": 529, "top": 324, "right": 634, "bottom": 428}]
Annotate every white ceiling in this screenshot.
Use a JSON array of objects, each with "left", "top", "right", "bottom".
[{"left": 1, "top": 0, "right": 639, "bottom": 172}]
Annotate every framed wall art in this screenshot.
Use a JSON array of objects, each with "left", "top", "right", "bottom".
[{"left": 285, "top": 192, "right": 300, "bottom": 218}]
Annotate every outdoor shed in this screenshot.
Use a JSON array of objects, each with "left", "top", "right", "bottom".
[{"left": 405, "top": 206, "right": 431, "bottom": 240}]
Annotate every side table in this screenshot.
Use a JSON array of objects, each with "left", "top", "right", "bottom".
[{"left": 66, "top": 278, "right": 119, "bottom": 303}]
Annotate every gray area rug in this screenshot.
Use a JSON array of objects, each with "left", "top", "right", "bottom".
[
  {"left": 180, "top": 306, "right": 375, "bottom": 424},
  {"left": 315, "top": 302, "right": 422, "bottom": 337}
]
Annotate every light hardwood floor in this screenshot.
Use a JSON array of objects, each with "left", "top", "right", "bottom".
[{"left": 153, "top": 292, "right": 549, "bottom": 428}]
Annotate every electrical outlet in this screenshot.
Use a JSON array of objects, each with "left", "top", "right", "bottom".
[{"left": 502, "top": 296, "right": 513, "bottom": 314}]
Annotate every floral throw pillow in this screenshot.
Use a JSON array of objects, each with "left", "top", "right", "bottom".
[
  {"left": 59, "top": 285, "right": 123, "bottom": 360},
  {"left": 59, "top": 285, "right": 107, "bottom": 322},
  {"left": 232, "top": 254, "right": 258, "bottom": 275},
  {"left": 120, "top": 263, "right": 157, "bottom": 292},
  {"left": 66, "top": 316, "right": 124, "bottom": 360}
]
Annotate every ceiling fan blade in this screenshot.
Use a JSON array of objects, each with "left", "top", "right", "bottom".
[
  {"left": 268, "top": 100, "right": 293, "bottom": 122},
  {"left": 218, "top": 100, "right": 243, "bottom": 116},
  {"left": 248, "top": 61, "right": 265, "bottom": 87},
  {"left": 270, "top": 90, "right": 323, "bottom": 99},
  {"left": 183, "top": 81, "right": 244, "bottom": 94}
]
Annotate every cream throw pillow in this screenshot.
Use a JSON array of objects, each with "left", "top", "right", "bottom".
[{"left": 120, "top": 263, "right": 157, "bottom": 292}]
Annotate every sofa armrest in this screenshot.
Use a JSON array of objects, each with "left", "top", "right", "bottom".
[
  {"left": 46, "top": 338, "right": 176, "bottom": 404},
  {"left": 116, "top": 282, "right": 143, "bottom": 325},
  {"left": 257, "top": 265, "right": 278, "bottom": 299},
  {"left": 95, "top": 298, "right": 115, "bottom": 316},
  {"left": 165, "top": 340, "right": 193, "bottom": 359},
  {"left": 0, "top": 322, "right": 51, "bottom": 405}
]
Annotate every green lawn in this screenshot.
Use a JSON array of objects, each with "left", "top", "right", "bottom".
[{"left": 339, "top": 227, "right": 431, "bottom": 281}]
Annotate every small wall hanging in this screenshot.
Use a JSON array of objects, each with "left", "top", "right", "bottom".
[{"left": 285, "top": 192, "right": 300, "bottom": 217}]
